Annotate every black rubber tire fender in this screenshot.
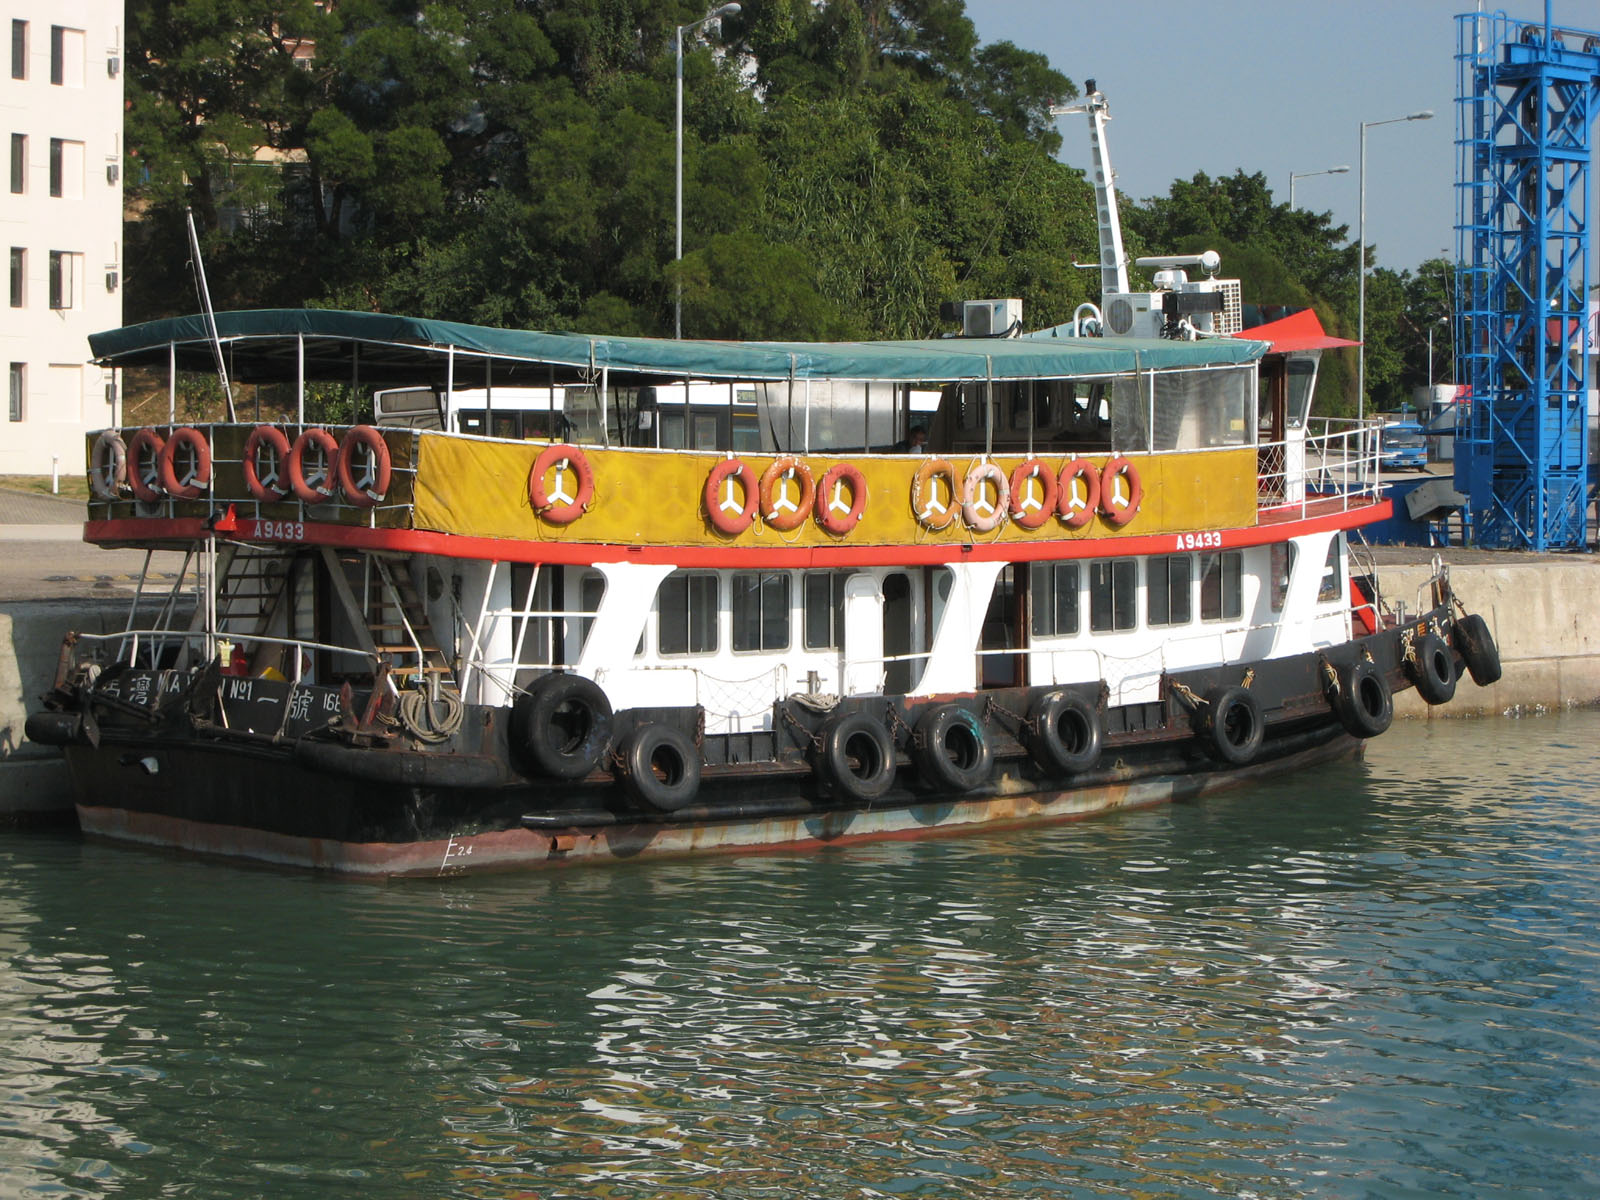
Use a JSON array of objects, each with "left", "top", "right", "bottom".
[
  {"left": 1026, "top": 690, "right": 1103, "bottom": 776},
  {"left": 1196, "top": 685, "right": 1265, "bottom": 766},
  {"left": 1336, "top": 658, "right": 1393, "bottom": 739},
  {"left": 1409, "top": 631, "right": 1458, "bottom": 706},
  {"left": 913, "top": 705, "right": 993, "bottom": 793},
  {"left": 1452, "top": 613, "right": 1502, "bottom": 687},
  {"left": 511, "top": 672, "right": 613, "bottom": 779},
  {"left": 816, "top": 711, "right": 897, "bottom": 803},
  {"left": 619, "top": 723, "right": 701, "bottom": 812}
]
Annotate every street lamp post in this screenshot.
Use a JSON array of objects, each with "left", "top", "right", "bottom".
[
  {"left": 1357, "top": 109, "right": 1432, "bottom": 423},
  {"left": 676, "top": 2, "right": 741, "bottom": 340},
  {"left": 1288, "top": 164, "right": 1349, "bottom": 208}
]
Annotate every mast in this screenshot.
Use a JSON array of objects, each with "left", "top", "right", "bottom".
[{"left": 1050, "top": 81, "right": 1129, "bottom": 298}]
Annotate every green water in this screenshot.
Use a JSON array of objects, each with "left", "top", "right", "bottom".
[{"left": 1, "top": 713, "right": 1597, "bottom": 1197}]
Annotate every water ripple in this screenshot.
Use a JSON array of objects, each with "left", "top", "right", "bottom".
[{"left": 0, "top": 714, "right": 1596, "bottom": 1195}]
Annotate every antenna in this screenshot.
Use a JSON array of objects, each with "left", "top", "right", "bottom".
[
  {"left": 185, "top": 208, "right": 237, "bottom": 422},
  {"left": 1049, "top": 83, "right": 1130, "bottom": 297}
]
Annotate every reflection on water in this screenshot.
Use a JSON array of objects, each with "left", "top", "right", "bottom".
[{"left": 0, "top": 714, "right": 1597, "bottom": 1197}]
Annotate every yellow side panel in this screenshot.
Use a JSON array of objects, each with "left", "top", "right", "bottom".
[{"left": 412, "top": 435, "right": 1260, "bottom": 547}]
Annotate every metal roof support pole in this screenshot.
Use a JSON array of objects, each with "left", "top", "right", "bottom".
[
  {"left": 863, "top": 379, "right": 870, "bottom": 453},
  {"left": 599, "top": 366, "right": 609, "bottom": 447},
  {"left": 444, "top": 345, "right": 455, "bottom": 433},
  {"left": 1026, "top": 378, "right": 1035, "bottom": 458},
  {"left": 787, "top": 356, "right": 796, "bottom": 452},
  {"left": 804, "top": 379, "right": 812, "bottom": 454},
  {"left": 984, "top": 356, "right": 994, "bottom": 459},
  {"left": 296, "top": 332, "right": 305, "bottom": 426},
  {"left": 547, "top": 364, "right": 555, "bottom": 440},
  {"left": 167, "top": 341, "right": 176, "bottom": 423},
  {"left": 485, "top": 358, "right": 493, "bottom": 431}
]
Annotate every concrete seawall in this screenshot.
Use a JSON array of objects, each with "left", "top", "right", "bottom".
[{"left": 0, "top": 600, "right": 139, "bottom": 821}]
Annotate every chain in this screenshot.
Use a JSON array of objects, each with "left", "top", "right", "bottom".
[
  {"left": 883, "top": 703, "right": 913, "bottom": 746},
  {"left": 781, "top": 706, "right": 824, "bottom": 752}
]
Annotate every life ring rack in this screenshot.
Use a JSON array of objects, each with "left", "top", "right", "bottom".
[
  {"left": 759, "top": 457, "right": 815, "bottom": 532},
  {"left": 528, "top": 443, "right": 594, "bottom": 525},
  {"left": 704, "top": 457, "right": 759, "bottom": 535},
  {"left": 911, "top": 457, "right": 961, "bottom": 531},
  {"left": 816, "top": 462, "right": 868, "bottom": 535}
]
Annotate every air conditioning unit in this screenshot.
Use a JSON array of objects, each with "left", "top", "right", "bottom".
[
  {"left": 961, "top": 299, "right": 1023, "bottom": 337},
  {"left": 105, "top": 270, "right": 118, "bottom": 292},
  {"left": 107, "top": 56, "right": 120, "bottom": 77},
  {"left": 106, "top": 162, "right": 119, "bottom": 184}
]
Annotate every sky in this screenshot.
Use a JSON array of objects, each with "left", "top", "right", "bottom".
[{"left": 967, "top": 0, "right": 1503, "bottom": 276}]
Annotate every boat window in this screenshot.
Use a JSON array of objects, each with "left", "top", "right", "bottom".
[
  {"left": 1318, "top": 537, "right": 1341, "bottom": 604},
  {"left": 1150, "top": 365, "right": 1255, "bottom": 451},
  {"left": 1029, "top": 563, "right": 1080, "bottom": 638},
  {"left": 1286, "top": 356, "right": 1318, "bottom": 430},
  {"left": 1199, "top": 551, "right": 1243, "bottom": 621},
  {"left": 1147, "top": 555, "right": 1193, "bottom": 627},
  {"left": 658, "top": 572, "right": 719, "bottom": 655},
  {"left": 803, "top": 570, "right": 853, "bottom": 651},
  {"left": 577, "top": 571, "right": 605, "bottom": 648},
  {"left": 1271, "top": 543, "right": 1294, "bottom": 611},
  {"left": 732, "top": 571, "right": 791, "bottom": 653},
  {"left": 1089, "top": 559, "right": 1137, "bottom": 632}
]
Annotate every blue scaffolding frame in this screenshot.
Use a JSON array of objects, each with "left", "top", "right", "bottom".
[{"left": 1454, "top": 9, "right": 1600, "bottom": 550}]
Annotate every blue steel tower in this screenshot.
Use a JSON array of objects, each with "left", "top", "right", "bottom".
[{"left": 1454, "top": 8, "right": 1600, "bottom": 550}]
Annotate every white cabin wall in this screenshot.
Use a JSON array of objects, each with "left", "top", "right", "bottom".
[{"left": 910, "top": 561, "right": 1005, "bottom": 697}]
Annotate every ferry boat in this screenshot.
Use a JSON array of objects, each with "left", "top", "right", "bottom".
[{"left": 25, "top": 93, "right": 1501, "bottom": 877}]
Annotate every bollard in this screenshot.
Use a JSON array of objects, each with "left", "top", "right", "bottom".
[{"left": 51, "top": 455, "right": 59, "bottom": 495}]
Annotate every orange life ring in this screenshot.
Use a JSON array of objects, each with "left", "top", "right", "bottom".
[
  {"left": 815, "top": 462, "right": 868, "bottom": 535},
  {"left": 336, "top": 425, "right": 392, "bottom": 507},
  {"left": 527, "top": 443, "right": 594, "bottom": 525},
  {"left": 1056, "top": 457, "right": 1101, "bottom": 529},
  {"left": 961, "top": 461, "right": 1010, "bottom": 532},
  {"left": 911, "top": 457, "right": 960, "bottom": 530},
  {"left": 125, "top": 427, "right": 167, "bottom": 503},
  {"left": 89, "top": 430, "right": 127, "bottom": 501},
  {"left": 242, "top": 425, "right": 292, "bottom": 503},
  {"left": 1099, "top": 456, "right": 1143, "bottom": 527},
  {"left": 758, "top": 456, "right": 815, "bottom": 531},
  {"left": 157, "top": 426, "right": 212, "bottom": 500},
  {"left": 1007, "top": 458, "right": 1057, "bottom": 530},
  {"left": 287, "top": 428, "right": 340, "bottom": 505},
  {"left": 704, "top": 457, "right": 758, "bottom": 535}
]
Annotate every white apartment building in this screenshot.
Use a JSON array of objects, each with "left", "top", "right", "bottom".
[{"left": 3, "top": 2, "right": 123, "bottom": 475}]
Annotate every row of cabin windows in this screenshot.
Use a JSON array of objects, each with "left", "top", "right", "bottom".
[
  {"left": 1029, "top": 552, "right": 1245, "bottom": 638},
  {"left": 656, "top": 570, "right": 855, "bottom": 657}
]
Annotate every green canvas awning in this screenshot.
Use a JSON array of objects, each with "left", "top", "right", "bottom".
[{"left": 90, "top": 308, "right": 1267, "bottom": 388}]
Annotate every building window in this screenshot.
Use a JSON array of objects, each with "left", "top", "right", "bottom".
[
  {"left": 50, "top": 26, "right": 84, "bottom": 87},
  {"left": 10, "top": 20, "right": 25, "bottom": 81},
  {"left": 8, "top": 363, "right": 23, "bottom": 423},
  {"left": 8, "top": 247, "right": 22, "bottom": 308},
  {"left": 1147, "top": 555, "right": 1193, "bottom": 627},
  {"left": 802, "top": 570, "right": 853, "bottom": 651},
  {"left": 732, "top": 572, "right": 790, "bottom": 653},
  {"left": 47, "top": 139, "right": 82, "bottom": 199},
  {"left": 1089, "top": 559, "right": 1137, "bottom": 632},
  {"left": 1029, "top": 563, "right": 1080, "bottom": 638},
  {"left": 48, "top": 250, "right": 74, "bottom": 309},
  {"left": 1200, "top": 551, "right": 1243, "bottom": 621},
  {"left": 657, "top": 572, "right": 718, "bottom": 656},
  {"left": 9, "top": 133, "right": 23, "bottom": 194}
]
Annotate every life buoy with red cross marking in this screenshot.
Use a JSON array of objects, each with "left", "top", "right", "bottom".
[
  {"left": 816, "top": 462, "right": 867, "bottom": 535},
  {"left": 759, "top": 456, "right": 815, "bottom": 532},
  {"left": 157, "top": 426, "right": 212, "bottom": 500},
  {"left": 961, "top": 461, "right": 1010, "bottom": 533},
  {"left": 1007, "top": 458, "right": 1057, "bottom": 530},
  {"left": 288, "top": 428, "right": 340, "bottom": 505},
  {"left": 528, "top": 443, "right": 594, "bottom": 525},
  {"left": 336, "top": 425, "right": 392, "bottom": 507},
  {"left": 243, "top": 425, "right": 292, "bottom": 503},
  {"left": 126, "top": 427, "right": 168, "bottom": 503},
  {"left": 1057, "top": 457, "right": 1100, "bottom": 529},
  {"left": 912, "top": 457, "right": 960, "bottom": 531},
  {"left": 705, "top": 457, "right": 758, "bottom": 535},
  {"left": 1099, "top": 456, "right": 1142, "bottom": 527}
]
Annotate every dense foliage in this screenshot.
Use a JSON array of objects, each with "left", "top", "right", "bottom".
[{"left": 124, "top": 0, "right": 1438, "bottom": 413}]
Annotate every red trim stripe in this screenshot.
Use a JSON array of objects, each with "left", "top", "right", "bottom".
[{"left": 84, "top": 499, "right": 1390, "bottom": 568}]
